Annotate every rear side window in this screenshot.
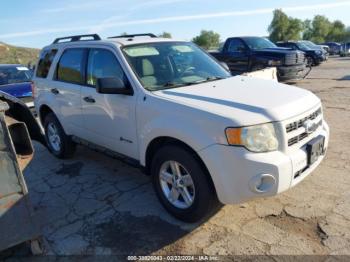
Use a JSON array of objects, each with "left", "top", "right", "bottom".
[
  {"left": 36, "top": 49, "right": 57, "bottom": 78},
  {"left": 56, "top": 49, "right": 85, "bottom": 84},
  {"left": 227, "top": 39, "right": 246, "bottom": 52}
]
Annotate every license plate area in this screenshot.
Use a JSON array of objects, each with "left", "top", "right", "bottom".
[{"left": 306, "top": 135, "right": 325, "bottom": 166}]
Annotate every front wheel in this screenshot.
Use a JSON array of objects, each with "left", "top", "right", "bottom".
[
  {"left": 151, "top": 145, "right": 220, "bottom": 222},
  {"left": 306, "top": 56, "right": 315, "bottom": 67}
]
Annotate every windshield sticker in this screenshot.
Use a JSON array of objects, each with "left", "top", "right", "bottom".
[
  {"left": 171, "top": 45, "right": 194, "bottom": 53},
  {"left": 16, "top": 67, "right": 29, "bottom": 71},
  {"left": 124, "top": 47, "right": 159, "bottom": 57}
]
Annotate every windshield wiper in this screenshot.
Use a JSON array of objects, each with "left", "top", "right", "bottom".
[
  {"left": 186, "top": 76, "right": 226, "bottom": 85},
  {"left": 158, "top": 76, "right": 226, "bottom": 90},
  {"left": 205, "top": 76, "right": 226, "bottom": 81}
]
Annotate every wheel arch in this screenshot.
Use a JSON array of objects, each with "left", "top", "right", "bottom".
[
  {"left": 144, "top": 136, "right": 217, "bottom": 196},
  {"left": 39, "top": 104, "right": 55, "bottom": 125}
]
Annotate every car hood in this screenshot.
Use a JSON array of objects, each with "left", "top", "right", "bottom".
[
  {"left": 0, "top": 82, "right": 32, "bottom": 98},
  {"left": 153, "top": 76, "right": 320, "bottom": 126}
]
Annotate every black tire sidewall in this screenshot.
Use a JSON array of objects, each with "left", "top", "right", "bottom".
[
  {"left": 151, "top": 145, "right": 216, "bottom": 222},
  {"left": 44, "top": 113, "right": 67, "bottom": 158}
]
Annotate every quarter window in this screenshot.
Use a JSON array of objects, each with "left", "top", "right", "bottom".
[
  {"left": 57, "top": 49, "right": 85, "bottom": 84},
  {"left": 36, "top": 49, "right": 57, "bottom": 78},
  {"left": 87, "top": 49, "right": 128, "bottom": 87}
]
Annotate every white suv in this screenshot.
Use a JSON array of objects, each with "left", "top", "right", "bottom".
[{"left": 33, "top": 34, "right": 329, "bottom": 222}]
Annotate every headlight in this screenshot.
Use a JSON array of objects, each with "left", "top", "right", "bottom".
[
  {"left": 316, "top": 50, "right": 322, "bottom": 55},
  {"left": 225, "top": 123, "right": 279, "bottom": 152},
  {"left": 268, "top": 60, "right": 282, "bottom": 66}
]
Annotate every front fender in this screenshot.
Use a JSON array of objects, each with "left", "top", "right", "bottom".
[{"left": 138, "top": 115, "right": 226, "bottom": 166}]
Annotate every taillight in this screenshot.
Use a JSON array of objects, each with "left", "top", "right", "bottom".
[{"left": 31, "top": 81, "right": 36, "bottom": 98}]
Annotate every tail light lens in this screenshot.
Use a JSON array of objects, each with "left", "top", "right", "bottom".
[{"left": 31, "top": 81, "right": 36, "bottom": 98}]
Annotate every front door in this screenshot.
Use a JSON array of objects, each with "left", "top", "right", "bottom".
[
  {"left": 224, "top": 39, "right": 249, "bottom": 74},
  {"left": 80, "top": 48, "right": 138, "bottom": 159}
]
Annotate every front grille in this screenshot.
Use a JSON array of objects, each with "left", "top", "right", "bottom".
[
  {"left": 285, "top": 52, "right": 305, "bottom": 65},
  {"left": 287, "top": 120, "right": 322, "bottom": 146},
  {"left": 286, "top": 108, "right": 322, "bottom": 133}
]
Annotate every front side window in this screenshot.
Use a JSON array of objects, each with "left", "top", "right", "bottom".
[
  {"left": 56, "top": 49, "right": 85, "bottom": 84},
  {"left": 87, "top": 49, "right": 128, "bottom": 87},
  {"left": 0, "top": 66, "right": 31, "bottom": 85},
  {"left": 36, "top": 49, "right": 57, "bottom": 78},
  {"left": 122, "top": 42, "right": 231, "bottom": 91}
]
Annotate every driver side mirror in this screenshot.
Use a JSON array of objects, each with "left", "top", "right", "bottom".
[{"left": 96, "top": 77, "right": 133, "bottom": 95}]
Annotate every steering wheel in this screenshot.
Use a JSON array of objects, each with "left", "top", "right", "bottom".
[{"left": 179, "top": 66, "right": 195, "bottom": 78}]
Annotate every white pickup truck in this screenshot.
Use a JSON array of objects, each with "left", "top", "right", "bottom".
[{"left": 33, "top": 34, "right": 329, "bottom": 222}]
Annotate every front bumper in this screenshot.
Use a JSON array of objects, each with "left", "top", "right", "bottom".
[
  {"left": 277, "top": 64, "right": 306, "bottom": 81},
  {"left": 316, "top": 55, "right": 327, "bottom": 63},
  {"left": 199, "top": 121, "right": 329, "bottom": 205}
]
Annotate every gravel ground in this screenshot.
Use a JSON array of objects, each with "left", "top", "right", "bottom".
[{"left": 3, "top": 57, "right": 350, "bottom": 258}]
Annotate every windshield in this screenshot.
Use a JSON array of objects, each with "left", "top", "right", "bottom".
[
  {"left": 302, "top": 41, "right": 320, "bottom": 49},
  {"left": 122, "top": 42, "right": 231, "bottom": 91},
  {"left": 296, "top": 42, "right": 312, "bottom": 50},
  {"left": 243, "top": 37, "right": 277, "bottom": 50},
  {"left": 0, "top": 66, "right": 31, "bottom": 85}
]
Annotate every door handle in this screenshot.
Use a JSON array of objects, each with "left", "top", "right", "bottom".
[
  {"left": 83, "top": 96, "right": 96, "bottom": 103},
  {"left": 51, "top": 88, "right": 59, "bottom": 95}
]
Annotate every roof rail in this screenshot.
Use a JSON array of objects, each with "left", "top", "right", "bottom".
[
  {"left": 52, "top": 34, "right": 101, "bottom": 44},
  {"left": 108, "top": 33, "right": 157, "bottom": 39}
]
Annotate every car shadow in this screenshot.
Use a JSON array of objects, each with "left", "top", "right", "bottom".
[
  {"left": 338, "top": 75, "right": 350, "bottom": 81},
  {"left": 19, "top": 142, "right": 210, "bottom": 256}
]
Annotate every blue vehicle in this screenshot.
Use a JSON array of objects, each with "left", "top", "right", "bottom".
[
  {"left": 276, "top": 41, "right": 326, "bottom": 66},
  {"left": 0, "top": 64, "right": 34, "bottom": 110},
  {"left": 322, "top": 42, "right": 341, "bottom": 55},
  {"left": 340, "top": 43, "right": 350, "bottom": 57}
]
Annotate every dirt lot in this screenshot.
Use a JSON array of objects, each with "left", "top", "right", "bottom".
[{"left": 5, "top": 57, "right": 350, "bottom": 257}]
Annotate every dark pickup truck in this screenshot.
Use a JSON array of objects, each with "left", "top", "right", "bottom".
[{"left": 210, "top": 37, "right": 307, "bottom": 82}]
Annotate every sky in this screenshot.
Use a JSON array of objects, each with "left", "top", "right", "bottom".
[{"left": 1, "top": 0, "right": 350, "bottom": 48}]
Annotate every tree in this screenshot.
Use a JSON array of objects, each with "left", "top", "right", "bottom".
[
  {"left": 285, "top": 18, "right": 303, "bottom": 40},
  {"left": 159, "top": 32, "right": 172, "bottom": 38},
  {"left": 327, "top": 20, "right": 346, "bottom": 42},
  {"left": 269, "top": 11, "right": 349, "bottom": 43},
  {"left": 268, "top": 9, "right": 303, "bottom": 42},
  {"left": 302, "top": 19, "right": 313, "bottom": 40},
  {"left": 192, "top": 30, "right": 220, "bottom": 50},
  {"left": 310, "top": 15, "right": 332, "bottom": 43}
]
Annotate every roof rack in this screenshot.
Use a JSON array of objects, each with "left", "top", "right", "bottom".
[
  {"left": 108, "top": 33, "right": 157, "bottom": 39},
  {"left": 52, "top": 34, "right": 101, "bottom": 44}
]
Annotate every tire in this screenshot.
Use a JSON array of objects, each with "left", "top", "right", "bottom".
[
  {"left": 44, "top": 113, "right": 76, "bottom": 159},
  {"left": 151, "top": 145, "right": 220, "bottom": 222},
  {"left": 306, "top": 56, "right": 316, "bottom": 67}
]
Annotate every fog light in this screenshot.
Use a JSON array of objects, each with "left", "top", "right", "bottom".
[{"left": 249, "top": 174, "right": 276, "bottom": 193}]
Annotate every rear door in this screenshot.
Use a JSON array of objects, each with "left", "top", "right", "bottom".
[
  {"left": 80, "top": 47, "right": 138, "bottom": 159},
  {"left": 222, "top": 39, "right": 249, "bottom": 74},
  {"left": 48, "top": 48, "right": 86, "bottom": 135}
]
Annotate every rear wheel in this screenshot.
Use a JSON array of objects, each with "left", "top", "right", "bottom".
[
  {"left": 151, "top": 145, "right": 220, "bottom": 222},
  {"left": 44, "top": 113, "right": 76, "bottom": 159}
]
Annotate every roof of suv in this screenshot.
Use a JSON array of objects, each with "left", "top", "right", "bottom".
[
  {"left": 108, "top": 36, "right": 180, "bottom": 46},
  {"left": 44, "top": 34, "right": 183, "bottom": 50}
]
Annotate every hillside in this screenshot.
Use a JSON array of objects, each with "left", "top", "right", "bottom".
[{"left": 0, "top": 42, "right": 39, "bottom": 66}]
